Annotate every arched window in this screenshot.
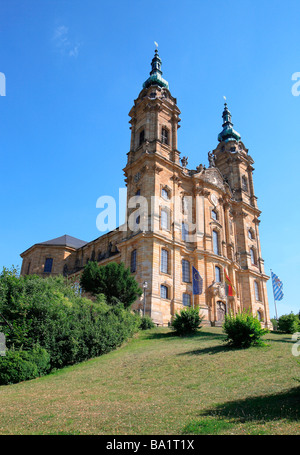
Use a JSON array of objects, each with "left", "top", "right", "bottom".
[
  {"left": 242, "top": 175, "right": 248, "bottom": 192},
  {"left": 161, "top": 209, "right": 169, "bottom": 230},
  {"left": 254, "top": 281, "right": 261, "bottom": 301},
  {"left": 161, "top": 249, "right": 169, "bottom": 274},
  {"left": 182, "top": 259, "right": 190, "bottom": 282},
  {"left": 248, "top": 228, "right": 254, "bottom": 240},
  {"left": 160, "top": 285, "right": 168, "bottom": 299},
  {"left": 130, "top": 249, "right": 137, "bottom": 273},
  {"left": 44, "top": 258, "right": 53, "bottom": 273},
  {"left": 215, "top": 265, "right": 221, "bottom": 283},
  {"left": 183, "top": 293, "right": 191, "bottom": 307},
  {"left": 212, "top": 230, "right": 220, "bottom": 255},
  {"left": 161, "top": 187, "right": 170, "bottom": 200},
  {"left": 257, "top": 310, "right": 262, "bottom": 321},
  {"left": 161, "top": 127, "right": 169, "bottom": 145}
]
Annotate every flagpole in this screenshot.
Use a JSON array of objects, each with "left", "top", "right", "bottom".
[
  {"left": 270, "top": 269, "right": 278, "bottom": 320},
  {"left": 192, "top": 293, "right": 194, "bottom": 309}
]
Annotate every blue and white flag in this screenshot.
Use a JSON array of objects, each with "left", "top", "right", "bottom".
[
  {"left": 192, "top": 266, "right": 203, "bottom": 295},
  {"left": 271, "top": 271, "right": 284, "bottom": 301}
]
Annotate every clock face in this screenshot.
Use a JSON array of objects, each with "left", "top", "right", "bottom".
[{"left": 211, "top": 194, "right": 218, "bottom": 206}]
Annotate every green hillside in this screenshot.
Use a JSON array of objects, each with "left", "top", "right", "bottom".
[{"left": 0, "top": 327, "right": 299, "bottom": 435}]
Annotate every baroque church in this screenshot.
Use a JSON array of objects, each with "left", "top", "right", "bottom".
[{"left": 20, "top": 49, "right": 272, "bottom": 328}]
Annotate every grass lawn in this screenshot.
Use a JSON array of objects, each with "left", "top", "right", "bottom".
[{"left": 0, "top": 327, "right": 299, "bottom": 435}]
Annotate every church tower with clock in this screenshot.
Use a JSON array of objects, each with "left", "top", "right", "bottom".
[{"left": 20, "top": 49, "right": 272, "bottom": 328}]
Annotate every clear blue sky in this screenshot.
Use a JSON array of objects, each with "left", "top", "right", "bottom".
[{"left": 0, "top": 0, "right": 299, "bottom": 318}]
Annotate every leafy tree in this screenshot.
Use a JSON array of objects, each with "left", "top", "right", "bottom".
[
  {"left": 80, "top": 261, "right": 142, "bottom": 308},
  {"left": 277, "top": 313, "right": 300, "bottom": 334}
]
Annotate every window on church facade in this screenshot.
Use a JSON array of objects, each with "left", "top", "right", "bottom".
[
  {"left": 182, "top": 222, "right": 189, "bottom": 242},
  {"left": 139, "top": 129, "right": 145, "bottom": 146},
  {"left": 44, "top": 258, "right": 53, "bottom": 273},
  {"left": 161, "top": 209, "right": 169, "bottom": 230},
  {"left": 182, "top": 259, "right": 190, "bottom": 282},
  {"left": 242, "top": 175, "right": 248, "bottom": 192},
  {"left": 254, "top": 281, "right": 261, "bottom": 301},
  {"left": 161, "top": 187, "right": 169, "bottom": 200},
  {"left": 213, "top": 230, "right": 220, "bottom": 255},
  {"left": 160, "top": 284, "right": 168, "bottom": 299},
  {"left": 250, "top": 247, "right": 257, "bottom": 265},
  {"left": 161, "top": 127, "right": 169, "bottom": 145},
  {"left": 161, "top": 249, "right": 169, "bottom": 274},
  {"left": 211, "top": 209, "right": 218, "bottom": 221},
  {"left": 215, "top": 265, "right": 221, "bottom": 283},
  {"left": 183, "top": 293, "right": 191, "bottom": 307}
]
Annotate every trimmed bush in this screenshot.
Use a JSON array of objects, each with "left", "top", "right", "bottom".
[
  {"left": 0, "top": 346, "right": 50, "bottom": 385},
  {"left": 277, "top": 313, "right": 300, "bottom": 334},
  {"left": 223, "top": 311, "right": 268, "bottom": 348},
  {"left": 139, "top": 315, "right": 155, "bottom": 330},
  {"left": 171, "top": 307, "right": 203, "bottom": 336}
]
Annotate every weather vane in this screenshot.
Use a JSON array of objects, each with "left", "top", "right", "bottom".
[
  {"left": 223, "top": 95, "right": 227, "bottom": 101},
  {"left": 154, "top": 41, "right": 158, "bottom": 49}
]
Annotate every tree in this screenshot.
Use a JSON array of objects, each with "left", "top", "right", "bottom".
[{"left": 80, "top": 261, "right": 142, "bottom": 309}]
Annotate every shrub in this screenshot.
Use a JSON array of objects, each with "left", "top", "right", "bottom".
[
  {"left": 0, "top": 345, "right": 50, "bottom": 385},
  {"left": 223, "top": 311, "right": 268, "bottom": 348},
  {"left": 271, "top": 318, "right": 278, "bottom": 331},
  {"left": 0, "top": 270, "right": 141, "bottom": 373},
  {"left": 277, "top": 313, "right": 300, "bottom": 334},
  {"left": 139, "top": 315, "right": 155, "bottom": 330},
  {"left": 171, "top": 307, "right": 203, "bottom": 336}
]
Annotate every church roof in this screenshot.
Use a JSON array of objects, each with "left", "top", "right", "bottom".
[
  {"left": 20, "top": 234, "right": 88, "bottom": 256},
  {"left": 39, "top": 234, "right": 88, "bottom": 249}
]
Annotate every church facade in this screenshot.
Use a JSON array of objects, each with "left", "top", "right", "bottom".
[{"left": 20, "top": 50, "right": 272, "bottom": 328}]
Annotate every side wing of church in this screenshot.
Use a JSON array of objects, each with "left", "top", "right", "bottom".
[{"left": 20, "top": 49, "right": 272, "bottom": 328}]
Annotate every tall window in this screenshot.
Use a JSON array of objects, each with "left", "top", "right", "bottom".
[
  {"left": 215, "top": 265, "right": 221, "bottom": 283},
  {"left": 242, "top": 175, "right": 248, "bottom": 192},
  {"left": 254, "top": 281, "right": 261, "bottom": 301},
  {"left": 250, "top": 247, "right": 256, "bottom": 265},
  {"left": 211, "top": 210, "right": 218, "bottom": 221},
  {"left": 44, "top": 258, "right": 53, "bottom": 273},
  {"left": 161, "top": 127, "right": 169, "bottom": 145},
  {"left": 139, "top": 129, "right": 145, "bottom": 146},
  {"left": 213, "top": 230, "right": 220, "bottom": 255},
  {"left": 248, "top": 228, "right": 255, "bottom": 240},
  {"left": 160, "top": 285, "right": 168, "bottom": 299},
  {"left": 183, "top": 293, "right": 191, "bottom": 307},
  {"left": 161, "top": 249, "right": 169, "bottom": 274},
  {"left": 131, "top": 250, "right": 137, "bottom": 273},
  {"left": 161, "top": 187, "right": 169, "bottom": 199},
  {"left": 161, "top": 209, "right": 169, "bottom": 230},
  {"left": 182, "top": 259, "right": 190, "bottom": 282},
  {"left": 182, "top": 222, "right": 189, "bottom": 242}
]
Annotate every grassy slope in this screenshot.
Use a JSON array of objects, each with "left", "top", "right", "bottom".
[{"left": 0, "top": 327, "right": 299, "bottom": 435}]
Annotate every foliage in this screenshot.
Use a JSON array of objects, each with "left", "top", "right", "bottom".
[
  {"left": 171, "top": 307, "right": 203, "bottom": 336},
  {"left": 223, "top": 311, "right": 269, "bottom": 348},
  {"left": 271, "top": 318, "right": 278, "bottom": 331},
  {"left": 0, "top": 268, "right": 141, "bottom": 379},
  {"left": 139, "top": 315, "right": 155, "bottom": 330},
  {"left": 0, "top": 345, "right": 50, "bottom": 385},
  {"left": 80, "top": 261, "right": 143, "bottom": 308},
  {"left": 277, "top": 313, "right": 300, "bottom": 334}
]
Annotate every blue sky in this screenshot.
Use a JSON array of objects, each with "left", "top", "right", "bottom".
[{"left": 0, "top": 0, "right": 299, "bottom": 318}]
